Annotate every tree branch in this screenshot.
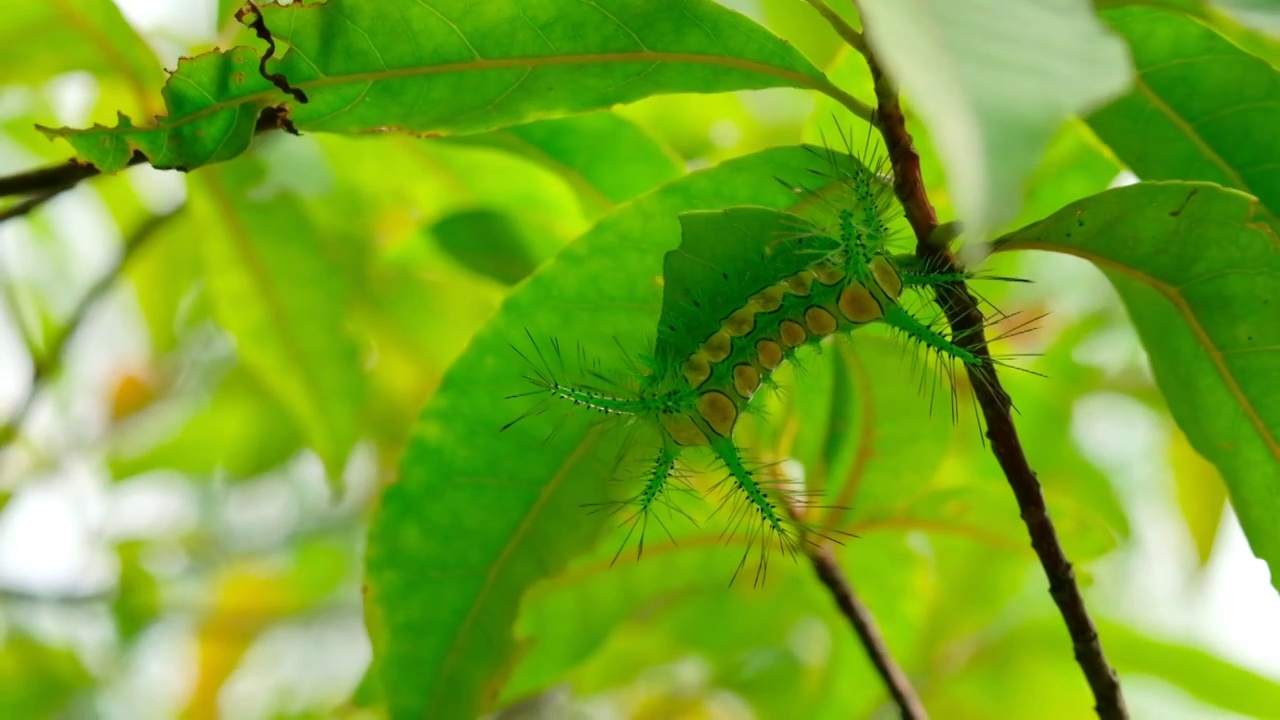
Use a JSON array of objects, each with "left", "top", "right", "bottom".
[
  {"left": 853, "top": 10, "right": 1129, "bottom": 720},
  {"left": 808, "top": 544, "right": 929, "bottom": 719},
  {"left": 0, "top": 208, "right": 183, "bottom": 451}
]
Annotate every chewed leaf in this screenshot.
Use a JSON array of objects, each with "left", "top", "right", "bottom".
[
  {"left": 995, "top": 181, "right": 1280, "bottom": 590},
  {"left": 41, "top": 0, "right": 830, "bottom": 172}
]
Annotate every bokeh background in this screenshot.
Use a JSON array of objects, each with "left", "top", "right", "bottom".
[{"left": 1, "top": 1, "right": 1278, "bottom": 718}]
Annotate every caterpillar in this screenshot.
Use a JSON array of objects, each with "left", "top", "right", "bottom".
[{"left": 504, "top": 130, "right": 1033, "bottom": 585}]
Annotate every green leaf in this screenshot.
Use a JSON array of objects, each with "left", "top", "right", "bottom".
[
  {"left": 856, "top": 0, "right": 1133, "bottom": 241},
  {"left": 44, "top": 0, "right": 836, "bottom": 173},
  {"left": 996, "top": 181, "right": 1280, "bottom": 590},
  {"left": 0, "top": 0, "right": 162, "bottom": 118},
  {"left": 430, "top": 208, "right": 546, "bottom": 286},
  {"left": 364, "top": 145, "right": 859, "bottom": 720},
  {"left": 1091, "top": 7, "right": 1280, "bottom": 221},
  {"left": 190, "top": 160, "right": 366, "bottom": 489},
  {"left": 446, "top": 112, "right": 683, "bottom": 215}
]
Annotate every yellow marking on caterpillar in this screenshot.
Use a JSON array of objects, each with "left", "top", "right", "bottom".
[
  {"left": 733, "top": 364, "right": 760, "bottom": 398},
  {"left": 724, "top": 304, "right": 758, "bottom": 337},
  {"left": 684, "top": 352, "right": 711, "bottom": 387},
  {"left": 805, "top": 306, "right": 838, "bottom": 336},
  {"left": 870, "top": 257, "right": 903, "bottom": 299},
  {"left": 785, "top": 271, "right": 813, "bottom": 297},
  {"left": 756, "top": 339, "right": 783, "bottom": 370},
  {"left": 813, "top": 263, "right": 845, "bottom": 285},
  {"left": 696, "top": 391, "right": 738, "bottom": 437},
  {"left": 839, "top": 284, "right": 882, "bottom": 323},
  {"left": 753, "top": 285, "right": 785, "bottom": 312},
  {"left": 661, "top": 413, "right": 709, "bottom": 446},
  {"left": 779, "top": 320, "right": 806, "bottom": 348},
  {"left": 704, "top": 330, "right": 732, "bottom": 362}
]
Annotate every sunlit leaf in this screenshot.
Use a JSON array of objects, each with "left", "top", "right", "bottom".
[
  {"left": 0, "top": 0, "right": 162, "bottom": 119},
  {"left": 997, "top": 181, "right": 1280, "bottom": 590},
  {"left": 365, "top": 145, "right": 863, "bottom": 720},
  {"left": 44, "top": 0, "right": 835, "bottom": 173},
  {"left": 1091, "top": 7, "right": 1280, "bottom": 221},
  {"left": 190, "top": 159, "right": 366, "bottom": 487},
  {"left": 447, "top": 112, "right": 683, "bottom": 216}
]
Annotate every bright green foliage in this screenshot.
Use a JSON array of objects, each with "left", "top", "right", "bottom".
[
  {"left": 5, "top": 2, "right": 1280, "bottom": 719},
  {"left": 42, "top": 0, "right": 832, "bottom": 172},
  {"left": 855, "top": 0, "right": 1134, "bottom": 241},
  {"left": 1092, "top": 7, "right": 1280, "bottom": 221},
  {"left": 445, "top": 111, "right": 683, "bottom": 214},
  {"left": 190, "top": 159, "right": 367, "bottom": 487},
  {"left": 997, "top": 181, "right": 1280, "bottom": 589},
  {"left": 366, "top": 146, "right": 857, "bottom": 719},
  {"left": 0, "top": 0, "right": 162, "bottom": 119}
]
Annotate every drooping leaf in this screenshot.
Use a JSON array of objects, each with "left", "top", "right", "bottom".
[
  {"left": 364, "top": 145, "right": 864, "bottom": 720},
  {"left": 190, "top": 160, "right": 366, "bottom": 488},
  {"left": 1091, "top": 7, "right": 1280, "bottom": 222},
  {"left": 996, "top": 181, "right": 1280, "bottom": 590},
  {"left": 856, "top": 0, "right": 1133, "bottom": 241},
  {"left": 44, "top": 0, "right": 836, "bottom": 173}
]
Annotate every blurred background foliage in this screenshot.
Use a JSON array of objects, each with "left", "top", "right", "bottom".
[{"left": 0, "top": 1, "right": 1277, "bottom": 719}]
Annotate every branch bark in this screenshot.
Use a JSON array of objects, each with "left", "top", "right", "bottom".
[
  {"left": 808, "top": 544, "right": 929, "bottom": 719},
  {"left": 855, "top": 13, "right": 1128, "bottom": 720}
]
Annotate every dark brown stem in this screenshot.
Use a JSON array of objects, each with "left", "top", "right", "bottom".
[
  {"left": 0, "top": 208, "right": 182, "bottom": 450},
  {"left": 856, "top": 14, "right": 1128, "bottom": 720},
  {"left": 808, "top": 544, "right": 929, "bottom": 719}
]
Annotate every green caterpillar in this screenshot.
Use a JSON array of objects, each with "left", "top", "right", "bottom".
[{"left": 505, "top": 139, "right": 1027, "bottom": 584}]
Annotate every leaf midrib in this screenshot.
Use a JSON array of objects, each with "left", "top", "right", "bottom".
[
  {"left": 431, "top": 429, "right": 601, "bottom": 714},
  {"left": 73, "top": 50, "right": 828, "bottom": 137}
]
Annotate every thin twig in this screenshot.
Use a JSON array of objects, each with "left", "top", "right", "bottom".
[
  {"left": 852, "top": 8, "right": 1128, "bottom": 718},
  {"left": 0, "top": 208, "right": 183, "bottom": 450},
  {"left": 809, "top": 544, "right": 929, "bottom": 719}
]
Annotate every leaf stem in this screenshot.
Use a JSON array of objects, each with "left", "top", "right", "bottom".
[{"left": 852, "top": 3, "right": 1129, "bottom": 718}]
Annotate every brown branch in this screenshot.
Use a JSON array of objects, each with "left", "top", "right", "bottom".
[
  {"left": 854, "top": 12, "right": 1129, "bottom": 720},
  {"left": 808, "top": 544, "right": 929, "bottom": 719},
  {"left": 0, "top": 208, "right": 182, "bottom": 451}
]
